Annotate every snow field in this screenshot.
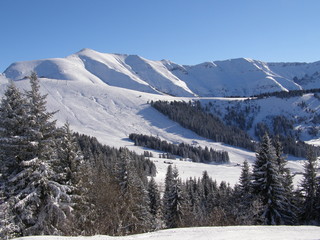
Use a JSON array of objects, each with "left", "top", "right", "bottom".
[{"left": 11, "top": 226, "right": 320, "bottom": 240}]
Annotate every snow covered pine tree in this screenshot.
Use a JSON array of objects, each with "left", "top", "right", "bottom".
[
  {"left": 0, "top": 73, "right": 76, "bottom": 237},
  {"left": 252, "top": 133, "right": 292, "bottom": 225}
]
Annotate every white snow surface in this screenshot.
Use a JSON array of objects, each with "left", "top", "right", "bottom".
[
  {"left": 3, "top": 50, "right": 320, "bottom": 240},
  {"left": 4, "top": 49, "right": 320, "bottom": 97},
  {"left": 2, "top": 49, "right": 319, "bottom": 186},
  {"left": 11, "top": 226, "right": 320, "bottom": 240},
  {"left": 0, "top": 76, "right": 307, "bottom": 187}
]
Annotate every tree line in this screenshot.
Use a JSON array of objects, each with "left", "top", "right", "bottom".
[
  {"left": 150, "top": 100, "right": 256, "bottom": 151},
  {"left": 253, "top": 88, "right": 320, "bottom": 99},
  {"left": 129, "top": 133, "right": 229, "bottom": 163},
  {"left": 160, "top": 99, "right": 318, "bottom": 159},
  {"left": 255, "top": 121, "right": 320, "bottom": 158},
  {"left": 159, "top": 134, "right": 320, "bottom": 228}
]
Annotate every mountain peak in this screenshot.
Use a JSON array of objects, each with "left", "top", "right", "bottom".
[{"left": 3, "top": 49, "right": 320, "bottom": 97}]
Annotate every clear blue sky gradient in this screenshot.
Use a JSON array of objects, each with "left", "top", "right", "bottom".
[{"left": 1, "top": 0, "right": 320, "bottom": 72}]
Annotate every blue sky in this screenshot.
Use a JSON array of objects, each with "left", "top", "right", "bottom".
[{"left": 1, "top": 0, "right": 320, "bottom": 72}]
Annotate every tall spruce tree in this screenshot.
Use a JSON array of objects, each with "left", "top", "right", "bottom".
[
  {"left": 0, "top": 82, "right": 31, "bottom": 238},
  {"left": 0, "top": 82, "right": 29, "bottom": 184},
  {"left": 25, "top": 72, "right": 57, "bottom": 161},
  {"left": 163, "top": 165, "right": 184, "bottom": 228},
  {"left": 0, "top": 74, "right": 74, "bottom": 237},
  {"left": 239, "top": 160, "right": 252, "bottom": 194},
  {"left": 252, "top": 133, "right": 290, "bottom": 225},
  {"left": 274, "top": 136, "right": 294, "bottom": 195},
  {"left": 148, "top": 177, "right": 161, "bottom": 217},
  {"left": 114, "top": 149, "right": 152, "bottom": 234},
  {"left": 273, "top": 136, "right": 296, "bottom": 224},
  {"left": 55, "top": 122, "right": 89, "bottom": 235},
  {"left": 300, "top": 149, "right": 318, "bottom": 223}
]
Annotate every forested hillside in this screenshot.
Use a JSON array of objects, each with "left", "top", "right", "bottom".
[
  {"left": 1, "top": 74, "right": 320, "bottom": 240},
  {"left": 150, "top": 100, "right": 255, "bottom": 151}
]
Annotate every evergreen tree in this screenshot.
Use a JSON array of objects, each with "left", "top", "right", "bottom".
[
  {"left": 273, "top": 136, "right": 296, "bottom": 224},
  {"left": 0, "top": 82, "right": 30, "bottom": 237},
  {"left": 252, "top": 133, "right": 290, "bottom": 225},
  {"left": 300, "top": 149, "right": 318, "bottom": 223},
  {"left": 163, "top": 165, "right": 184, "bottom": 228},
  {"left": 25, "top": 72, "right": 57, "bottom": 161},
  {"left": 234, "top": 160, "right": 259, "bottom": 224},
  {"left": 239, "top": 160, "right": 252, "bottom": 194},
  {"left": 0, "top": 82, "right": 29, "bottom": 185},
  {"left": 199, "top": 170, "right": 216, "bottom": 223},
  {"left": 148, "top": 177, "right": 161, "bottom": 218},
  {"left": 274, "top": 136, "right": 294, "bottom": 195},
  {"left": 113, "top": 149, "right": 152, "bottom": 234},
  {"left": 183, "top": 177, "right": 201, "bottom": 226},
  {"left": 55, "top": 122, "right": 82, "bottom": 185},
  {"left": 0, "top": 74, "right": 74, "bottom": 237},
  {"left": 55, "top": 122, "right": 89, "bottom": 235}
]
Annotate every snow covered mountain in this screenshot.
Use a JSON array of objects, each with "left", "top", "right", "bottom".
[
  {"left": 2, "top": 49, "right": 320, "bottom": 186},
  {"left": 4, "top": 48, "right": 320, "bottom": 97}
]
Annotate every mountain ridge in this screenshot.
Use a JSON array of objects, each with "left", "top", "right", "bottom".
[{"left": 3, "top": 48, "right": 320, "bottom": 97}]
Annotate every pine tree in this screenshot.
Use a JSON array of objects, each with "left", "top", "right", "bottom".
[
  {"left": 113, "top": 149, "right": 152, "bottom": 234},
  {"left": 183, "top": 177, "right": 201, "bottom": 226},
  {"left": 239, "top": 160, "right": 252, "bottom": 194},
  {"left": 300, "top": 149, "right": 318, "bottom": 223},
  {"left": 274, "top": 136, "right": 294, "bottom": 195},
  {"left": 235, "top": 160, "right": 257, "bottom": 224},
  {"left": 199, "top": 170, "right": 216, "bottom": 223},
  {"left": 55, "top": 122, "right": 89, "bottom": 235},
  {"left": 252, "top": 133, "right": 290, "bottom": 225},
  {"left": 0, "top": 74, "right": 74, "bottom": 236},
  {"left": 163, "top": 165, "right": 184, "bottom": 228},
  {"left": 0, "top": 82, "right": 29, "bottom": 185},
  {"left": 25, "top": 72, "right": 57, "bottom": 161},
  {"left": 55, "top": 122, "right": 82, "bottom": 185},
  {"left": 148, "top": 177, "right": 161, "bottom": 218},
  {"left": 0, "top": 82, "right": 30, "bottom": 237},
  {"left": 273, "top": 136, "right": 296, "bottom": 224}
]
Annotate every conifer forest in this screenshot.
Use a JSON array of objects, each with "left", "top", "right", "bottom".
[{"left": 0, "top": 74, "right": 320, "bottom": 239}]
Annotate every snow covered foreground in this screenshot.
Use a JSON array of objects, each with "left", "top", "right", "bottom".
[{"left": 12, "top": 226, "right": 320, "bottom": 240}]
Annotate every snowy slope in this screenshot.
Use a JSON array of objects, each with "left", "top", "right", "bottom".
[
  {"left": 0, "top": 78, "right": 254, "bottom": 185},
  {"left": 4, "top": 49, "right": 320, "bottom": 97},
  {"left": 4, "top": 49, "right": 195, "bottom": 97},
  {"left": 0, "top": 77, "right": 307, "bottom": 187},
  {"left": 2, "top": 50, "right": 319, "bottom": 186},
  {"left": 167, "top": 58, "right": 301, "bottom": 97},
  {"left": 268, "top": 61, "right": 320, "bottom": 89},
  {"left": 11, "top": 226, "right": 320, "bottom": 240},
  {"left": 199, "top": 94, "right": 320, "bottom": 143}
]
